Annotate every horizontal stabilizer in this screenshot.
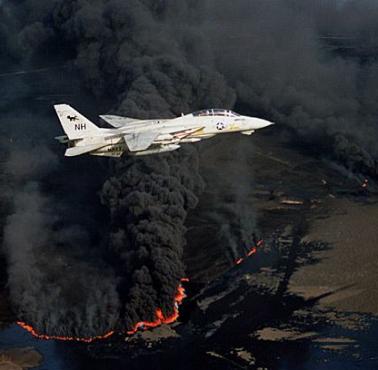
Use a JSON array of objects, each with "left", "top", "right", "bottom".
[
  {"left": 65, "top": 143, "right": 106, "bottom": 157},
  {"left": 54, "top": 135, "right": 70, "bottom": 143}
]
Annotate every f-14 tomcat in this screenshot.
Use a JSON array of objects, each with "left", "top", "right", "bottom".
[{"left": 54, "top": 104, "right": 274, "bottom": 157}]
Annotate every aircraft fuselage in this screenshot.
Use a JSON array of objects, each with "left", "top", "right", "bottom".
[{"left": 54, "top": 106, "right": 274, "bottom": 157}]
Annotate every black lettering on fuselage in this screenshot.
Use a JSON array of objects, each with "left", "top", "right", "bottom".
[{"left": 74, "top": 123, "right": 87, "bottom": 131}]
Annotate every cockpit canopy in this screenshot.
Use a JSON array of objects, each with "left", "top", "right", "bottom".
[{"left": 192, "top": 109, "right": 240, "bottom": 117}]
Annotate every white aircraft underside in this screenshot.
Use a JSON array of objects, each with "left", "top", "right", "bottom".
[{"left": 54, "top": 105, "right": 274, "bottom": 157}]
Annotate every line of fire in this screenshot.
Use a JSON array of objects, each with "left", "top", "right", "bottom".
[
  {"left": 16, "top": 240, "right": 264, "bottom": 342},
  {"left": 16, "top": 278, "right": 190, "bottom": 342},
  {"left": 235, "top": 239, "right": 264, "bottom": 265},
  {"left": 16, "top": 322, "right": 115, "bottom": 343}
]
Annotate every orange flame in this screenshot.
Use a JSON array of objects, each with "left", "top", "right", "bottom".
[
  {"left": 126, "top": 280, "right": 187, "bottom": 335},
  {"left": 234, "top": 240, "right": 263, "bottom": 266},
  {"left": 246, "top": 247, "right": 257, "bottom": 257},
  {"left": 16, "top": 321, "right": 114, "bottom": 343},
  {"left": 17, "top": 278, "right": 189, "bottom": 341}
]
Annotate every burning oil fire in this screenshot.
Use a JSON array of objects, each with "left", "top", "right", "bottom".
[
  {"left": 16, "top": 322, "right": 115, "bottom": 343},
  {"left": 17, "top": 279, "right": 188, "bottom": 342},
  {"left": 234, "top": 240, "right": 263, "bottom": 265},
  {"left": 126, "top": 280, "right": 187, "bottom": 335}
]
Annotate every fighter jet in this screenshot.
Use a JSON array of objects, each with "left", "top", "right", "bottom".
[{"left": 54, "top": 104, "right": 274, "bottom": 157}]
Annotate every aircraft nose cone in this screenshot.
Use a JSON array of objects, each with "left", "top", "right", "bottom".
[
  {"left": 263, "top": 120, "right": 275, "bottom": 128},
  {"left": 255, "top": 119, "right": 274, "bottom": 129},
  {"left": 242, "top": 116, "right": 275, "bottom": 130}
]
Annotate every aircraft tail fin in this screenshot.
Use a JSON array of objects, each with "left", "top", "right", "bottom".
[{"left": 54, "top": 104, "right": 101, "bottom": 140}]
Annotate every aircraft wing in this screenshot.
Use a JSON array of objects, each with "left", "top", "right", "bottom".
[
  {"left": 124, "top": 131, "right": 159, "bottom": 152},
  {"left": 100, "top": 115, "right": 145, "bottom": 128}
]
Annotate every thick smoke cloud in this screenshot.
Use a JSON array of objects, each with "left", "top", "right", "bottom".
[
  {"left": 101, "top": 148, "right": 204, "bottom": 325},
  {"left": 46, "top": 0, "right": 234, "bottom": 325},
  {"left": 1, "top": 0, "right": 235, "bottom": 334},
  {"left": 2, "top": 0, "right": 378, "bottom": 337},
  {"left": 205, "top": 0, "right": 378, "bottom": 177},
  {"left": 2, "top": 147, "right": 119, "bottom": 336}
]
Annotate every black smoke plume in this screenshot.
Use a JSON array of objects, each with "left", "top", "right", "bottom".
[
  {"left": 47, "top": 0, "right": 234, "bottom": 327},
  {"left": 101, "top": 149, "right": 205, "bottom": 326},
  {"left": 2, "top": 0, "right": 378, "bottom": 337},
  {"left": 0, "top": 0, "right": 235, "bottom": 335},
  {"left": 2, "top": 146, "right": 120, "bottom": 336},
  {"left": 204, "top": 0, "right": 378, "bottom": 178}
]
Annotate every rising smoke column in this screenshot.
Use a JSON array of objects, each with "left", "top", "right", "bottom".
[
  {"left": 49, "top": 0, "right": 235, "bottom": 329},
  {"left": 5, "top": 0, "right": 378, "bottom": 337},
  {"left": 0, "top": 0, "right": 122, "bottom": 337},
  {"left": 2, "top": 147, "right": 120, "bottom": 337},
  {"left": 1, "top": 0, "right": 237, "bottom": 335},
  {"left": 101, "top": 148, "right": 205, "bottom": 327}
]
